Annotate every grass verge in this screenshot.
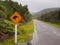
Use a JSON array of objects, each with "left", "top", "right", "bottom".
[
  {"left": 45, "top": 22, "right": 60, "bottom": 28},
  {"left": 0, "top": 20, "right": 34, "bottom": 45},
  {"left": 18, "top": 20, "right": 34, "bottom": 42},
  {"left": 0, "top": 38, "right": 14, "bottom": 45},
  {"left": 40, "top": 20, "right": 60, "bottom": 28}
]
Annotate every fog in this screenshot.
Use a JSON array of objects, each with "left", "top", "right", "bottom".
[{"left": 13, "top": 0, "right": 60, "bottom": 12}]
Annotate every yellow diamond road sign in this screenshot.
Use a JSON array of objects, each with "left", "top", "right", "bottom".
[{"left": 10, "top": 11, "right": 22, "bottom": 24}]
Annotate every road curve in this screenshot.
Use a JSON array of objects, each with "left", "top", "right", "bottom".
[{"left": 32, "top": 19, "right": 60, "bottom": 45}]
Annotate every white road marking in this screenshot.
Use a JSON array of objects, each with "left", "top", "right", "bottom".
[{"left": 53, "top": 31, "right": 60, "bottom": 37}]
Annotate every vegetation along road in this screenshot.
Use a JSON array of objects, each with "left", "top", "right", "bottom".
[{"left": 32, "top": 19, "right": 60, "bottom": 45}]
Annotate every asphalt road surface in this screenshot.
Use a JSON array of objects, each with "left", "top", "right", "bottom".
[{"left": 32, "top": 19, "right": 60, "bottom": 45}]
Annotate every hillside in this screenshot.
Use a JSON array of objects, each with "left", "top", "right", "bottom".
[
  {"left": 31, "top": 8, "right": 60, "bottom": 18},
  {"left": 38, "top": 8, "right": 60, "bottom": 24}
]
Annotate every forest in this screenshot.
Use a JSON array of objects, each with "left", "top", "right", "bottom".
[
  {"left": 39, "top": 9, "right": 60, "bottom": 25},
  {"left": 0, "top": 0, "right": 33, "bottom": 44}
]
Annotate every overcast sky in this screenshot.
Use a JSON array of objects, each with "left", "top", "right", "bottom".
[{"left": 13, "top": 0, "right": 60, "bottom": 12}]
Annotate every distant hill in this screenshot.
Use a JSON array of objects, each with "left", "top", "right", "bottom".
[{"left": 31, "top": 8, "right": 60, "bottom": 18}]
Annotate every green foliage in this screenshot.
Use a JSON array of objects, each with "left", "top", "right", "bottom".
[
  {"left": 18, "top": 20, "right": 34, "bottom": 42},
  {"left": 0, "top": 19, "right": 14, "bottom": 33},
  {"left": 0, "top": 0, "right": 32, "bottom": 44},
  {"left": 0, "top": 4, "right": 7, "bottom": 18},
  {"left": 0, "top": 1, "right": 31, "bottom": 33},
  {"left": 39, "top": 9, "right": 60, "bottom": 24},
  {"left": 0, "top": 39, "right": 14, "bottom": 45},
  {"left": 0, "top": 1, "right": 31, "bottom": 21}
]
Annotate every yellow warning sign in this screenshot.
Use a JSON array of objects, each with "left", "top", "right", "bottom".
[{"left": 10, "top": 11, "right": 22, "bottom": 24}]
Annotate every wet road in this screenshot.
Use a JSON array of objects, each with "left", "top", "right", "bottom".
[{"left": 32, "top": 19, "right": 60, "bottom": 45}]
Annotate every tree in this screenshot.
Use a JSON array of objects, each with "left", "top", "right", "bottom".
[
  {"left": 0, "top": 4, "right": 7, "bottom": 18},
  {"left": 0, "top": 0, "right": 32, "bottom": 33},
  {"left": 39, "top": 9, "right": 60, "bottom": 24},
  {"left": 9, "top": 0, "right": 12, "bottom": 1},
  {"left": 0, "top": 3, "right": 14, "bottom": 33}
]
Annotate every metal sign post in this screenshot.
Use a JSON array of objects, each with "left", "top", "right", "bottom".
[
  {"left": 10, "top": 11, "right": 22, "bottom": 44},
  {"left": 15, "top": 24, "right": 17, "bottom": 43}
]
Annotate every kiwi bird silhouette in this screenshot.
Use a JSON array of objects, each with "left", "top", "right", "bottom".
[{"left": 13, "top": 16, "right": 18, "bottom": 19}]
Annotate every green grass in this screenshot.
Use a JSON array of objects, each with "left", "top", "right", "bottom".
[
  {"left": 45, "top": 22, "right": 60, "bottom": 28},
  {"left": 18, "top": 20, "right": 34, "bottom": 42},
  {"left": 0, "top": 20, "right": 34, "bottom": 45},
  {"left": 41, "top": 20, "right": 60, "bottom": 28},
  {"left": 0, "top": 39, "right": 14, "bottom": 45}
]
